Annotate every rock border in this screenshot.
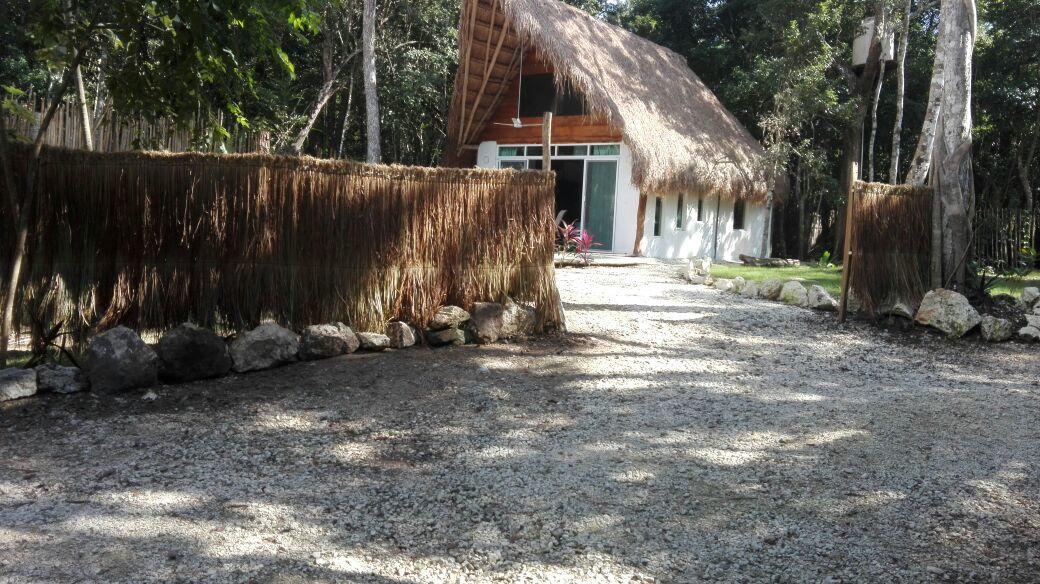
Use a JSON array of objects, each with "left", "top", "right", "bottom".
[{"left": 0, "top": 297, "right": 540, "bottom": 403}]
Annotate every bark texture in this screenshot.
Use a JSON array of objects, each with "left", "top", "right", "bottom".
[{"left": 363, "top": 0, "right": 382, "bottom": 163}]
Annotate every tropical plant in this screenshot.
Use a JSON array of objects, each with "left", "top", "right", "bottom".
[{"left": 556, "top": 221, "right": 600, "bottom": 266}]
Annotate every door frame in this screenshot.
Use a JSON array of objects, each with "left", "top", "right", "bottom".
[{"left": 496, "top": 142, "right": 621, "bottom": 252}]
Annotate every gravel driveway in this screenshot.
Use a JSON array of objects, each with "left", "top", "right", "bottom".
[{"left": 2, "top": 262, "right": 1039, "bottom": 583}]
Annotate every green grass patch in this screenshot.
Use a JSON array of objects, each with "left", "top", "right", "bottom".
[
  {"left": 710, "top": 263, "right": 1039, "bottom": 301},
  {"left": 991, "top": 270, "right": 1040, "bottom": 298},
  {"left": 709, "top": 263, "right": 843, "bottom": 297}
]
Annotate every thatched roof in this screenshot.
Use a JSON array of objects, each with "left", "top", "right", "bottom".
[{"left": 444, "top": 0, "right": 782, "bottom": 200}]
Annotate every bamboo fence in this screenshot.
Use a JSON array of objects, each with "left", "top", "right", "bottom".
[
  {"left": 973, "top": 207, "right": 1039, "bottom": 267},
  {"left": 846, "top": 181, "right": 933, "bottom": 317},
  {"left": 4, "top": 93, "right": 264, "bottom": 153},
  {"left": 0, "top": 145, "right": 562, "bottom": 347}
]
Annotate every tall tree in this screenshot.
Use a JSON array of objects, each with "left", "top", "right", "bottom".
[{"left": 363, "top": 0, "right": 381, "bottom": 163}]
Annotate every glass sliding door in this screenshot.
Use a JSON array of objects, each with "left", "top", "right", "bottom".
[{"left": 583, "top": 160, "right": 617, "bottom": 251}]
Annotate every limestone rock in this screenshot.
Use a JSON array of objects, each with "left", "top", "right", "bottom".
[
  {"left": 428, "top": 327, "right": 466, "bottom": 346},
  {"left": 879, "top": 300, "right": 915, "bottom": 320},
  {"left": 914, "top": 289, "right": 982, "bottom": 338},
  {"left": 357, "top": 332, "right": 391, "bottom": 351},
  {"left": 1018, "top": 316, "right": 1040, "bottom": 341},
  {"left": 299, "top": 322, "right": 359, "bottom": 360},
  {"left": 714, "top": 278, "right": 735, "bottom": 293},
  {"left": 687, "top": 257, "right": 711, "bottom": 280},
  {"left": 157, "top": 323, "right": 232, "bottom": 381},
  {"left": 980, "top": 316, "right": 1014, "bottom": 342},
  {"left": 740, "top": 280, "right": 760, "bottom": 298},
  {"left": 87, "top": 326, "right": 159, "bottom": 392},
  {"left": 731, "top": 276, "right": 746, "bottom": 294},
  {"left": 429, "top": 305, "right": 470, "bottom": 331},
  {"left": 35, "top": 364, "right": 88, "bottom": 394},
  {"left": 502, "top": 297, "right": 536, "bottom": 338},
  {"left": 807, "top": 285, "right": 839, "bottom": 311},
  {"left": 468, "top": 302, "right": 504, "bottom": 344},
  {"left": 779, "top": 281, "right": 809, "bottom": 307},
  {"left": 0, "top": 368, "right": 37, "bottom": 401},
  {"left": 688, "top": 274, "right": 707, "bottom": 285},
  {"left": 1021, "top": 287, "right": 1040, "bottom": 310},
  {"left": 229, "top": 323, "right": 299, "bottom": 373},
  {"left": 386, "top": 322, "right": 417, "bottom": 349},
  {"left": 759, "top": 279, "right": 783, "bottom": 300}
]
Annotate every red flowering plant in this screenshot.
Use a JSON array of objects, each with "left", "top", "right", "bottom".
[{"left": 556, "top": 221, "right": 600, "bottom": 266}]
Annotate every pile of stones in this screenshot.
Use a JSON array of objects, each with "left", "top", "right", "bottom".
[
  {"left": 0, "top": 297, "right": 537, "bottom": 402},
  {"left": 687, "top": 256, "right": 1040, "bottom": 343}
]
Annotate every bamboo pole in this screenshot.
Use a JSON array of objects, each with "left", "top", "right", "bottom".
[{"left": 838, "top": 162, "right": 859, "bottom": 323}]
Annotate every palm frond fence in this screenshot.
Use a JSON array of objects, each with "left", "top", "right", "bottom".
[
  {"left": 0, "top": 145, "right": 563, "bottom": 349},
  {"left": 844, "top": 181, "right": 933, "bottom": 317}
]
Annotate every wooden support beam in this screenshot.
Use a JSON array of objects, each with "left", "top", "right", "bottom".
[
  {"left": 838, "top": 162, "right": 859, "bottom": 323},
  {"left": 457, "top": 0, "right": 478, "bottom": 151},
  {"left": 462, "top": 44, "right": 522, "bottom": 146},
  {"left": 461, "top": 0, "right": 510, "bottom": 144},
  {"left": 542, "top": 111, "right": 552, "bottom": 170}
]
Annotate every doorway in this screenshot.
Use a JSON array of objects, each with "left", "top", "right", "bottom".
[{"left": 552, "top": 159, "right": 584, "bottom": 227}]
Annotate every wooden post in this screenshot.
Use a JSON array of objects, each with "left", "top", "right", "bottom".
[
  {"left": 838, "top": 162, "right": 859, "bottom": 323},
  {"left": 541, "top": 111, "right": 552, "bottom": 170}
]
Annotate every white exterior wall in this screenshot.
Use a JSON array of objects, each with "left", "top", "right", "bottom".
[
  {"left": 475, "top": 140, "right": 767, "bottom": 261},
  {"left": 641, "top": 193, "right": 769, "bottom": 261}
]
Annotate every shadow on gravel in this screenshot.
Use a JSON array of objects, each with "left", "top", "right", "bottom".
[{"left": 2, "top": 265, "right": 1039, "bottom": 582}]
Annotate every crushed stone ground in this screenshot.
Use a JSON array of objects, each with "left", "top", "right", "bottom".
[{"left": 2, "top": 263, "right": 1039, "bottom": 583}]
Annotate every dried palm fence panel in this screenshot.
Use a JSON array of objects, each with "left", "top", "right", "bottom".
[
  {"left": 0, "top": 145, "right": 561, "bottom": 347},
  {"left": 846, "top": 181, "right": 933, "bottom": 317}
]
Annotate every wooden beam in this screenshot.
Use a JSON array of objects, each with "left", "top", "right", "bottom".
[
  {"left": 541, "top": 111, "right": 552, "bottom": 170},
  {"left": 456, "top": 0, "right": 479, "bottom": 153},
  {"left": 461, "top": 0, "right": 510, "bottom": 144},
  {"left": 838, "top": 161, "right": 859, "bottom": 323},
  {"left": 462, "top": 44, "right": 522, "bottom": 145}
]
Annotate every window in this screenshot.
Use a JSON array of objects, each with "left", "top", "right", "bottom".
[
  {"left": 499, "top": 160, "right": 526, "bottom": 170},
  {"left": 555, "top": 145, "right": 588, "bottom": 156},
  {"left": 525, "top": 146, "right": 543, "bottom": 157},
  {"left": 653, "top": 197, "right": 663, "bottom": 237},
  {"left": 696, "top": 197, "right": 703, "bottom": 221},
  {"left": 733, "top": 200, "right": 746, "bottom": 230},
  {"left": 676, "top": 194, "right": 685, "bottom": 230},
  {"left": 518, "top": 73, "right": 586, "bottom": 117},
  {"left": 498, "top": 146, "right": 523, "bottom": 157},
  {"left": 590, "top": 144, "right": 620, "bottom": 156}
]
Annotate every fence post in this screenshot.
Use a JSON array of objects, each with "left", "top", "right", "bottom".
[{"left": 838, "top": 162, "right": 859, "bottom": 324}]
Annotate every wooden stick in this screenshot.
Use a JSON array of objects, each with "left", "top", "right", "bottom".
[
  {"left": 838, "top": 162, "right": 859, "bottom": 323},
  {"left": 541, "top": 111, "right": 552, "bottom": 170}
]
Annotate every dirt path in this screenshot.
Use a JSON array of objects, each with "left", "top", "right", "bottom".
[{"left": 2, "top": 263, "right": 1039, "bottom": 583}]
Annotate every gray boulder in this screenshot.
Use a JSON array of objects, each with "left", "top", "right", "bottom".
[
  {"left": 687, "top": 257, "right": 711, "bottom": 280},
  {"left": 731, "top": 276, "right": 746, "bottom": 294},
  {"left": 299, "top": 322, "right": 359, "bottom": 360},
  {"left": 879, "top": 300, "right": 915, "bottom": 320},
  {"left": 1021, "top": 287, "right": 1040, "bottom": 310},
  {"left": 779, "top": 281, "right": 809, "bottom": 307},
  {"left": 229, "top": 323, "right": 299, "bottom": 373},
  {"left": 157, "top": 323, "right": 232, "bottom": 381},
  {"left": 429, "top": 305, "right": 470, "bottom": 331},
  {"left": 740, "top": 280, "right": 760, "bottom": 298},
  {"left": 502, "top": 297, "right": 536, "bottom": 338},
  {"left": 758, "top": 279, "right": 783, "bottom": 300},
  {"left": 0, "top": 368, "right": 37, "bottom": 401},
  {"left": 386, "top": 322, "right": 416, "bottom": 349},
  {"left": 713, "top": 278, "right": 735, "bottom": 293},
  {"left": 807, "top": 285, "right": 839, "bottom": 311},
  {"left": 980, "top": 316, "right": 1014, "bottom": 342},
  {"left": 357, "top": 332, "right": 391, "bottom": 351},
  {"left": 36, "top": 364, "right": 88, "bottom": 394},
  {"left": 428, "top": 327, "right": 466, "bottom": 346},
  {"left": 1018, "top": 315, "right": 1040, "bottom": 342},
  {"left": 87, "top": 326, "right": 159, "bottom": 392},
  {"left": 469, "top": 302, "right": 504, "bottom": 344},
  {"left": 914, "top": 289, "right": 982, "bottom": 338}
]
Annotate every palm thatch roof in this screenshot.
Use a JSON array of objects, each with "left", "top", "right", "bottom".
[{"left": 444, "top": 0, "right": 783, "bottom": 201}]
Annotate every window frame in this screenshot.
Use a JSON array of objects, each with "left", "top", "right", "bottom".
[
  {"left": 733, "top": 200, "right": 746, "bottom": 231},
  {"left": 653, "top": 196, "right": 663, "bottom": 237},
  {"left": 676, "top": 194, "right": 685, "bottom": 230}
]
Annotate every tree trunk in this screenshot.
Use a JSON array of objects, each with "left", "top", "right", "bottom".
[
  {"left": 906, "top": 8, "right": 949, "bottom": 186},
  {"left": 74, "top": 64, "right": 94, "bottom": 151},
  {"left": 929, "top": 0, "right": 977, "bottom": 287},
  {"left": 868, "top": 59, "right": 887, "bottom": 182},
  {"left": 362, "top": 0, "right": 381, "bottom": 163},
  {"left": 291, "top": 77, "right": 340, "bottom": 155},
  {"left": 889, "top": 0, "right": 913, "bottom": 183},
  {"left": 632, "top": 194, "right": 648, "bottom": 256},
  {"left": 338, "top": 72, "right": 356, "bottom": 158},
  {"left": 1, "top": 48, "right": 86, "bottom": 366}
]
